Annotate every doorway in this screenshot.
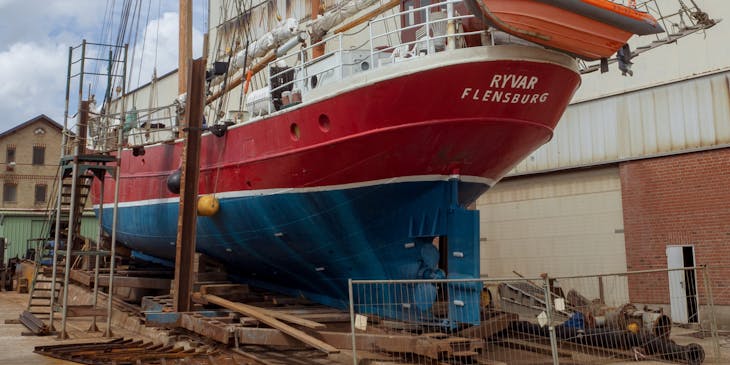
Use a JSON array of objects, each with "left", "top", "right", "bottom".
[{"left": 666, "top": 245, "right": 699, "bottom": 323}]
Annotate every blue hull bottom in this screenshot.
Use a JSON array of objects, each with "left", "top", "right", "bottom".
[{"left": 100, "top": 179, "right": 486, "bottom": 323}]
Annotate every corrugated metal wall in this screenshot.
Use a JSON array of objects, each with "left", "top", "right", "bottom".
[
  {"left": 1, "top": 214, "right": 100, "bottom": 263},
  {"left": 511, "top": 71, "right": 730, "bottom": 175},
  {"left": 479, "top": 167, "right": 629, "bottom": 305}
]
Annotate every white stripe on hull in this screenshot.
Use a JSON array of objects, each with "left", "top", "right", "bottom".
[{"left": 94, "top": 174, "right": 494, "bottom": 209}]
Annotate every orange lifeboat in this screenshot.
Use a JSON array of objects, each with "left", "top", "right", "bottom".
[{"left": 468, "top": 0, "right": 663, "bottom": 60}]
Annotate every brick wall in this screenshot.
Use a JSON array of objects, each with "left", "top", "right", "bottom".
[
  {"left": 620, "top": 147, "right": 730, "bottom": 305},
  {"left": 0, "top": 118, "right": 62, "bottom": 210}
]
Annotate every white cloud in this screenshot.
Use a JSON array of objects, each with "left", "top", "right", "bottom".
[
  {"left": 0, "top": 1, "right": 205, "bottom": 132},
  {"left": 0, "top": 42, "right": 68, "bottom": 128},
  {"left": 128, "top": 11, "right": 205, "bottom": 90}
]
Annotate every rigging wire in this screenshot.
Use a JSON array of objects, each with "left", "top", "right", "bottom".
[
  {"left": 90, "top": 0, "right": 116, "bottom": 97},
  {"left": 126, "top": 0, "right": 144, "bottom": 105},
  {"left": 134, "top": 0, "right": 154, "bottom": 91}
]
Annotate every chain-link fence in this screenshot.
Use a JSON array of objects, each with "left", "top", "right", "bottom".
[{"left": 348, "top": 266, "right": 726, "bottom": 364}]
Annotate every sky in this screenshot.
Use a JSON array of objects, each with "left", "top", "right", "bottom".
[{"left": 0, "top": 0, "right": 206, "bottom": 132}]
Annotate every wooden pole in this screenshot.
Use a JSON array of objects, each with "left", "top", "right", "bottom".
[
  {"left": 179, "top": 0, "right": 193, "bottom": 95},
  {"left": 173, "top": 58, "right": 206, "bottom": 312}
]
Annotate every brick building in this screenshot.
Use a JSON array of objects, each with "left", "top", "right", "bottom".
[
  {"left": 0, "top": 115, "right": 61, "bottom": 211},
  {"left": 0, "top": 115, "right": 98, "bottom": 262},
  {"left": 621, "top": 148, "right": 730, "bottom": 306}
]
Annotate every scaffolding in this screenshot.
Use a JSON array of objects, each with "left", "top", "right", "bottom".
[{"left": 26, "top": 40, "right": 128, "bottom": 339}]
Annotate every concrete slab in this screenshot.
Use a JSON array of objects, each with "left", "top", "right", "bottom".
[{"left": 0, "top": 290, "right": 154, "bottom": 365}]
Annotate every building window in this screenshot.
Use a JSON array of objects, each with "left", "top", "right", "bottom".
[
  {"left": 3, "top": 183, "right": 17, "bottom": 202},
  {"left": 35, "top": 184, "right": 47, "bottom": 204},
  {"left": 6, "top": 146, "right": 15, "bottom": 163},
  {"left": 32, "top": 145, "right": 45, "bottom": 165}
]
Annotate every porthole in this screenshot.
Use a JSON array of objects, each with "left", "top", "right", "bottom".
[
  {"left": 310, "top": 75, "right": 318, "bottom": 89},
  {"left": 290, "top": 123, "right": 300, "bottom": 141},
  {"left": 318, "top": 114, "right": 330, "bottom": 132}
]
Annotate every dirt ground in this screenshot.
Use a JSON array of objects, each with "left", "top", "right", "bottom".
[{"left": 1, "top": 289, "right": 729, "bottom": 365}]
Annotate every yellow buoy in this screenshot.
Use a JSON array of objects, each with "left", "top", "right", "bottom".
[
  {"left": 626, "top": 322, "right": 641, "bottom": 334},
  {"left": 197, "top": 195, "right": 220, "bottom": 216}
]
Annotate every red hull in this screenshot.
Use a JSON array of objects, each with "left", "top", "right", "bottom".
[{"left": 97, "top": 46, "right": 580, "bottom": 204}]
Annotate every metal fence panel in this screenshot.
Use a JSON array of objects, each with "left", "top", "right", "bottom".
[{"left": 347, "top": 267, "right": 726, "bottom": 364}]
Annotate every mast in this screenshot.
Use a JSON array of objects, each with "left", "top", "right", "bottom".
[{"left": 179, "top": 0, "right": 193, "bottom": 95}]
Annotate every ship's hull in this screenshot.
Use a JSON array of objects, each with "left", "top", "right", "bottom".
[{"left": 94, "top": 45, "right": 581, "bottom": 310}]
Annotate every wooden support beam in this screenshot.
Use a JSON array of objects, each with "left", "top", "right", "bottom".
[
  {"left": 199, "top": 284, "right": 249, "bottom": 296},
  {"left": 178, "top": 0, "right": 192, "bottom": 95},
  {"left": 173, "top": 57, "right": 206, "bottom": 312},
  {"left": 456, "top": 312, "right": 518, "bottom": 339},
  {"left": 64, "top": 305, "right": 108, "bottom": 318},
  {"left": 232, "top": 327, "right": 466, "bottom": 359},
  {"left": 71, "top": 269, "right": 172, "bottom": 289},
  {"left": 201, "top": 294, "right": 337, "bottom": 353},
  {"left": 194, "top": 292, "right": 325, "bottom": 329}
]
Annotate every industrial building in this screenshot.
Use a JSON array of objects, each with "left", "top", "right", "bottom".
[{"left": 478, "top": 0, "right": 730, "bottom": 326}]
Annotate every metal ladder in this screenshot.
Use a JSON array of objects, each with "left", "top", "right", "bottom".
[{"left": 25, "top": 156, "right": 114, "bottom": 328}]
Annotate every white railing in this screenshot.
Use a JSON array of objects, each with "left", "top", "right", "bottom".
[{"left": 256, "top": 0, "right": 485, "bottom": 118}]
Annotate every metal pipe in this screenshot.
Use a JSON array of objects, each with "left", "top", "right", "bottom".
[
  {"left": 535, "top": 266, "right": 707, "bottom": 281},
  {"left": 59, "top": 161, "right": 79, "bottom": 340},
  {"left": 50, "top": 44, "right": 74, "bottom": 331},
  {"left": 348, "top": 279, "right": 357, "bottom": 365},
  {"left": 701, "top": 265, "right": 721, "bottom": 359},
  {"left": 78, "top": 40, "right": 86, "bottom": 115},
  {"left": 425, "top": 10, "right": 431, "bottom": 55},
  {"left": 510, "top": 321, "right": 706, "bottom": 364},
  {"left": 104, "top": 44, "right": 128, "bottom": 338},
  {"left": 446, "top": 0, "right": 456, "bottom": 50},
  {"left": 543, "top": 276, "right": 560, "bottom": 365},
  {"left": 352, "top": 276, "right": 543, "bottom": 285},
  {"left": 89, "top": 175, "right": 104, "bottom": 332},
  {"left": 104, "top": 125, "right": 121, "bottom": 338}
]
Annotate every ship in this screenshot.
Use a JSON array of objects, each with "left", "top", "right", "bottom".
[{"left": 85, "top": 0, "right": 677, "bottom": 323}]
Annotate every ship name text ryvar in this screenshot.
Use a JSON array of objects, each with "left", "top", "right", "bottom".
[{"left": 461, "top": 74, "right": 549, "bottom": 105}]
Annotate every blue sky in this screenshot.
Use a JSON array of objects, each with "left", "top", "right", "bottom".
[{"left": 0, "top": 0, "right": 206, "bottom": 132}]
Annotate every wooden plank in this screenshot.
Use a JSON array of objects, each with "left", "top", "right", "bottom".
[
  {"left": 202, "top": 294, "right": 338, "bottom": 354},
  {"left": 69, "top": 269, "right": 93, "bottom": 286},
  {"left": 194, "top": 271, "right": 228, "bottom": 282},
  {"left": 64, "top": 305, "right": 107, "bottom": 318},
  {"left": 200, "top": 284, "right": 249, "bottom": 296},
  {"left": 497, "top": 338, "right": 573, "bottom": 358},
  {"left": 233, "top": 327, "right": 456, "bottom": 359},
  {"left": 98, "top": 275, "right": 172, "bottom": 289},
  {"left": 179, "top": 313, "right": 232, "bottom": 343},
  {"left": 173, "top": 57, "right": 206, "bottom": 312},
  {"left": 195, "top": 293, "right": 326, "bottom": 329},
  {"left": 457, "top": 312, "right": 518, "bottom": 339},
  {"left": 295, "top": 313, "right": 351, "bottom": 323}
]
